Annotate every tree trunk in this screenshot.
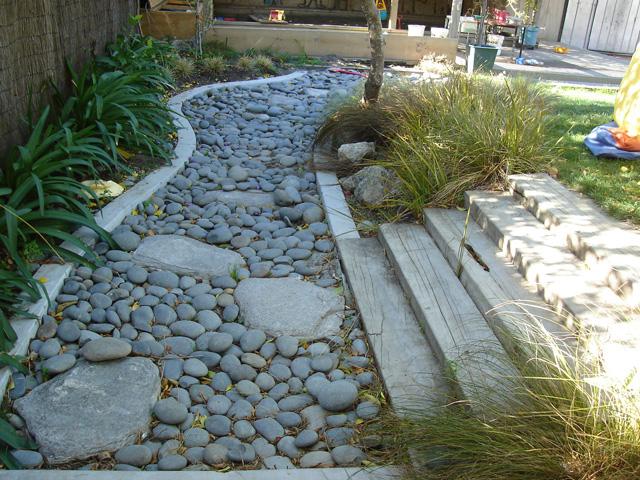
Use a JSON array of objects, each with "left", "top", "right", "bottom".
[
  {"left": 448, "top": 0, "right": 463, "bottom": 39},
  {"left": 361, "top": 0, "right": 384, "bottom": 104},
  {"left": 387, "top": 0, "right": 399, "bottom": 30}
]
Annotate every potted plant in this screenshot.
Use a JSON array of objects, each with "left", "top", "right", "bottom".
[{"left": 467, "top": 0, "right": 500, "bottom": 73}]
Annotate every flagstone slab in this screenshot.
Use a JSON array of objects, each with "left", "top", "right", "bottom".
[
  {"left": 14, "top": 358, "right": 160, "bottom": 464},
  {"left": 234, "top": 278, "right": 344, "bottom": 339},
  {"left": 132, "top": 235, "right": 244, "bottom": 278}
]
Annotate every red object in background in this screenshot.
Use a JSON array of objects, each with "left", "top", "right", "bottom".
[
  {"left": 328, "top": 68, "right": 367, "bottom": 77},
  {"left": 491, "top": 9, "right": 509, "bottom": 23},
  {"left": 269, "top": 9, "right": 285, "bottom": 21}
]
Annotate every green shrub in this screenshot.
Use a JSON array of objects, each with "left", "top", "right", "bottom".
[
  {"left": 236, "top": 55, "right": 254, "bottom": 71},
  {"left": 0, "top": 107, "right": 111, "bottom": 371},
  {"left": 252, "top": 54, "right": 276, "bottom": 74},
  {"left": 203, "top": 40, "right": 238, "bottom": 60},
  {"left": 375, "top": 315, "right": 640, "bottom": 480},
  {"left": 95, "top": 33, "right": 176, "bottom": 91},
  {"left": 317, "top": 74, "right": 556, "bottom": 214},
  {"left": 51, "top": 63, "right": 175, "bottom": 167},
  {"left": 171, "top": 56, "right": 195, "bottom": 79},
  {"left": 200, "top": 55, "right": 226, "bottom": 76},
  {"left": 1, "top": 108, "right": 110, "bottom": 271}
]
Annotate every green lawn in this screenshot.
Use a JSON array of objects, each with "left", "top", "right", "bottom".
[{"left": 545, "top": 84, "right": 640, "bottom": 224}]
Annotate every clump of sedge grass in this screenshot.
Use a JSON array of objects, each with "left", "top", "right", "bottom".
[
  {"left": 375, "top": 312, "right": 640, "bottom": 480},
  {"left": 200, "top": 55, "right": 226, "bottom": 76},
  {"left": 236, "top": 55, "right": 254, "bottom": 71},
  {"left": 316, "top": 74, "right": 557, "bottom": 215},
  {"left": 416, "top": 52, "right": 455, "bottom": 75},
  {"left": 252, "top": 54, "right": 276, "bottom": 74},
  {"left": 171, "top": 56, "right": 195, "bottom": 79}
]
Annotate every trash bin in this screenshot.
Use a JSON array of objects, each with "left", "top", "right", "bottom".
[
  {"left": 522, "top": 26, "right": 540, "bottom": 47},
  {"left": 467, "top": 45, "right": 499, "bottom": 73}
]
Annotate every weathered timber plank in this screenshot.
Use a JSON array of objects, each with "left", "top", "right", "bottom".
[
  {"left": 466, "top": 190, "right": 634, "bottom": 332},
  {"left": 378, "top": 223, "right": 516, "bottom": 406},
  {"left": 338, "top": 237, "right": 445, "bottom": 410},
  {"left": 509, "top": 173, "right": 640, "bottom": 305},
  {"left": 424, "top": 208, "right": 568, "bottom": 341}
]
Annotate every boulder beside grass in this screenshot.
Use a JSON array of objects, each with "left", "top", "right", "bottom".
[
  {"left": 337, "top": 142, "right": 375, "bottom": 165},
  {"left": 341, "top": 166, "right": 400, "bottom": 207}
]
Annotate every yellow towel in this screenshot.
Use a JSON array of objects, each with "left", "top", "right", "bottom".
[{"left": 614, "top": 42, "right": 640, "bottom": 137}]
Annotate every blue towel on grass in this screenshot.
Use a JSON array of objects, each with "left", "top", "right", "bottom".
[{"left": 584, "top": 122, "right": 640, "bottom": 160}]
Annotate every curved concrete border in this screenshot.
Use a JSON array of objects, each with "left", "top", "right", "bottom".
[
  {"left": 0, "top": 71, "right": 307, "bottom": 398},
  {"left": 0, "top": 467, "right": 399, "bottom": 480}
]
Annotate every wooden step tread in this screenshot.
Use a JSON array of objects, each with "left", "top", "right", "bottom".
[
  {"left": 509, "top": 173, "right": 640, "bottom": 303},
  {"left": 424, "top": 208, "right": 568, "bottom": 340},
  {"left": 466, "top": 191, "right": 631, "bottom": 331},
  {"left": 337, "top": 237, "right": 446, "bottom": 410},
  {"left": 378, "top": 223, "right": 517, "bottom": 405}
]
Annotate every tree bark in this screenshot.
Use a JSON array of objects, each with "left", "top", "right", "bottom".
[
  {"left": 387, "top": 0, "right": 399, "bottom": 30},
  {"left": 361, "top": 0, "right": 384, "bottom": 104},
  {"left": 448, "top": 0, "right": 463, "bottom": 39}
]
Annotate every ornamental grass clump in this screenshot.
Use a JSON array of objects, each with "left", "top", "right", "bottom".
[
  {"left": 236, "top": 55, "right": 254, "bottom": 71},
  {"left": 316, "top": 74, "right": 557, "bottom": 215},
  {"left": 375, "top": 310, "right": 640, "bottom": 480},
  {"left": 252, "top": 54, "right": 276, "bottom": 74},
  {"left": 171, "top": 56, "right": 195, "bottom": 79},
  {"left": 201, "top": 55, "right": 226, "bottom": 76}
]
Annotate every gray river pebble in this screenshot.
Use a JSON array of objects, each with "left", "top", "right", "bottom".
[{"left": 17, "top": 71, "right": 382, "bottom": 472}]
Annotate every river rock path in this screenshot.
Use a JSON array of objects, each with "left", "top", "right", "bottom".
[{"left": 8, "top": 71, "right": 384, "bottom": 472}]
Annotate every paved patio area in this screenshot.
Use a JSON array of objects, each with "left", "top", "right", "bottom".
[{"left": 456, "top": 41, "right": 630, "bottom": 86}]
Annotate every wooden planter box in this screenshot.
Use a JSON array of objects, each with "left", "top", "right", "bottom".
[{"left": 140, "top": 0, "right": 202, "bottom": 39}]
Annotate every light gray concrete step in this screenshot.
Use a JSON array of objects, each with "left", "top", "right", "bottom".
[
  {"left": 378, "top": 223, "right": 517, "bottom": 407},
  {"left": 465, "top": 190, "right": 633, "bottom": 334},
  {"left": 337, "top": 237, "right": 446, "bottom": 411},
  {"left": 509, "top": 173, "right": 640, "bottom": 306},
  {"left": 423, "top": 208, "right": 569, "bottom": 341}
]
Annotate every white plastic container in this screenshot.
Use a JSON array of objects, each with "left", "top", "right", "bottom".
[
  {"left": 487, "top": 33, "right": 505, "bottom": 55},
  {"left": 430, "top": 27, "right": 449, "bottom": 38},
  {"left": 408, "top": 24, "right": 426, "bottom": 37}
]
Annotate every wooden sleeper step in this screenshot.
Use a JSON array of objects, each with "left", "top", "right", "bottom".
[
  {"left": 423, "top": 207, "right": 569, "bottom": 343},
  {"left": 378, "top": 223, "right": 518, "bottom": 409},
  {"left": 509, "top": 173, "right": 640, "bottom": 306}
]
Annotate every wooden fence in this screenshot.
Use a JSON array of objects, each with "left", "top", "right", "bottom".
[{"left": 0, "top": 0, "right": 138, "bottom": 157}]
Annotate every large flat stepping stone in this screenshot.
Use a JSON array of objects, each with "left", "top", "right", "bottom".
[
  {"left": 234, "top": 278, "right": 344, "bottom": 339},
  {"left": 217, "top": 191, "right": 275, "bottom": 208},
  {"left": 132, "top": 235, "right": 244, "bottom": 278},
  {"left": 14, "top": 358, "right": 160, "bottom": 464}
]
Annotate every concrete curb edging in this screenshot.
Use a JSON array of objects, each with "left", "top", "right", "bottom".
[
  {"left": 316, "top": 171, "right": 360, "bottom": 241},
  {"left": 0, "top": 467, "right": 399, "bottom": 479},
  {"left": 0, "top": 71, "right": 306, "bottom": 399}
]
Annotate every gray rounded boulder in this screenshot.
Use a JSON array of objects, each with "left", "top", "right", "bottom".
[
  {"left": 82, "top": 338, "right": 131, "bottom": 362},
  {"left": 317, "top": 380, "right": 358, "bottom": 412}
]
